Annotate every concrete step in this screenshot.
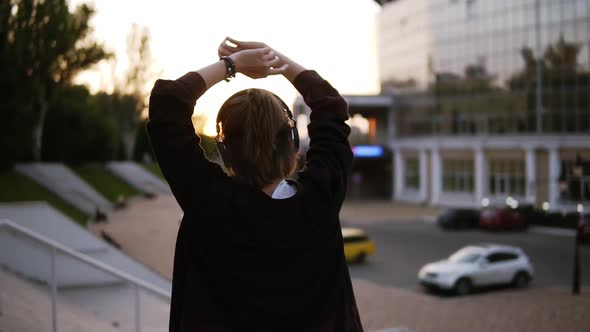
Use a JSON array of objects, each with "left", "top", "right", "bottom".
[{"left": 15, "top": 163, "right": 112, "bottom": 215}]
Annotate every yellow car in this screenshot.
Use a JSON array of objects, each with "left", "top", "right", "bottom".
[{"left": 342, "top": 227, "right": 376, "bottom": 263}]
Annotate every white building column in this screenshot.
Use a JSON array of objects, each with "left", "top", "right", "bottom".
[
  {"left": 474, "top": 146, "right": 487, "bottom": 206},
  {"left": 394, "top": 149, "right": 404, "bottom": 200},
  {"left": 430, "top": 147, "right": 442, "bottom": 205},
  {"left": 419, "top": 149, "right": 428, "bottom": 203},
  {"left": 525, "top": 147, "right": 537, "bottom": 204},
  {"left": 548, "top": 146, "right": 560, "bottom": 210}
]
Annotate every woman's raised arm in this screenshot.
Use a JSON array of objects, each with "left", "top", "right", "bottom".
[{"left": 147, "top": 46, "right": 288, "bottom": 212}]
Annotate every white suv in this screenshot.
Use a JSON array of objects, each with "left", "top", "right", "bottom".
[{"left": 418, "top": 244, "right": 534, "bottom": 295}]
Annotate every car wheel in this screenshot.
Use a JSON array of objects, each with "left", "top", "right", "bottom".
[
  {"left": 512, "top": 271, "right": 530, "bottom": 288},
  {"left": 421, "top": 284, "right": 435, "bottom": 293},
  {"left": 454, "top": 278, "right": 472, "bottom": 296}
]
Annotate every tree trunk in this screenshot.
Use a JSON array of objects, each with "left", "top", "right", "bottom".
[
  {"left": 32, "top": 89, "right": 48, "bottom": 162},
  {"left": 122, "top": 129, "right": 136, "bottom": 160}
]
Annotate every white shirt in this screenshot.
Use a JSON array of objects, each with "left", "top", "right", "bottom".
[{"left": 271, "top": 180, "right": 297, "bottom": 199}]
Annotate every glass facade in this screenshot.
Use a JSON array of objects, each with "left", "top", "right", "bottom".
[
  {"left": 560, "top": 157, "right": 590, "bottom": 201},
  {"left": 379, "top": 0, "right": 590, "bottom": 136},
  {"left": 404, "top": 158, "right": 420, "bottom": 189},
  {"left": 442, "top": 159, "right": 474, "bottom": 192},
  {"left": 488, "top": 160, "right": 526, "bottom": 197}
]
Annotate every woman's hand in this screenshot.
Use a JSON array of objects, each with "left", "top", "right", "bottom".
[
  {"left": 219, "top": 37, "right": 306, "bottom": 82},
  {"left": 229, "top": 47, "right": 288, "bottom": 79},
  {"left": 218, "top": 37, "right": 267, "bottom": 57}
]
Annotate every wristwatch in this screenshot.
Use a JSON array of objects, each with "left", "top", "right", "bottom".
[{"left": 220, "top": 56, "right": 236, "bottom": 82}]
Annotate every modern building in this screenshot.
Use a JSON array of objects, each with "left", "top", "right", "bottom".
[{"left": 296, "top": 0, "right": 590, "bottom": 211}]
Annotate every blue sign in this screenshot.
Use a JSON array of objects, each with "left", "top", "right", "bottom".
[{"left": 353, "top": 145, "right": 384, "bottom": 158}]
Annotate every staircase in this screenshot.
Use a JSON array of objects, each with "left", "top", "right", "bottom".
[{"left": 0, "top": 212, "right": 171, "bottom": 332}]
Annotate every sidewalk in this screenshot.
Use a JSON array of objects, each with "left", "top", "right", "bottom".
[
  {"left": 90, "top": 196, "right": 590, "bottom": 331},
  {"left": 89, "top": 195, "right": 181, "bottom": 279}
]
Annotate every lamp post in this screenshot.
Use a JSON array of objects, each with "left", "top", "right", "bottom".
[
  {"left": 572, "top": 155, "right": 583, "bottom": 295},
  {"left": 573, "top": 225, "right": 581, "bottom": 294}
]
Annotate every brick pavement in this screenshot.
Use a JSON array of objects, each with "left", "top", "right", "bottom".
[{"left": 91, "top": 196, "right": 590, "bottom": 331}]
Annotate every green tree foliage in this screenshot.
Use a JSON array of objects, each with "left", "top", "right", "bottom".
[
  {"left": 91, "top": 91, "right": 138, "bottom": 160},
  {"left": 42, "top": 85, "right": 120, "bottom": 163},
  {"left": 0, "top": 0, "right": 110, "bottom": 164}
]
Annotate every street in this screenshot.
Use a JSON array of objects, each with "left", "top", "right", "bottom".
[{"left": 345, "top": 220, "right": 590, "bottom": 292}]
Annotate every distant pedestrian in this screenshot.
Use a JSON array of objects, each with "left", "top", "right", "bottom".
[{"left": 147, "top": 37, "right": 362, "bottom": 332}]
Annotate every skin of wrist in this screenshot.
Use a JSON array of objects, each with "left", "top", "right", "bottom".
[{"left": 228, "top": 53, "right": 240, "bottom": 73}]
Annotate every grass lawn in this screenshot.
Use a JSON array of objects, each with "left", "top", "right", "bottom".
[
  {"left": 141, "top": 162, "right": 165, "bottom": 180},
  {"left": 72, "top": 164, "right": 140, "bottom": 202},
  {"left": 0, "top": 169, "right": 88, "bottom": 225}
]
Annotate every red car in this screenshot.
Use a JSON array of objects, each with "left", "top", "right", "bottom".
[
  {"left": 577, "top": 214, "right": 590, "bottom": 244},
  {"left": 480, "top": 207, "right": 528, "bottom": 230}
]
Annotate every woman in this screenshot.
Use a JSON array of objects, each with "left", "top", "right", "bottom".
[{"left": 147, "top": 37, "right": 363, "bottom": 332}]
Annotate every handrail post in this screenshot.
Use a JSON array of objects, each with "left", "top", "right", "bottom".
[
  {"left": 50, "top": 246, "right": 58, "bottom": 332},
  {"left": 134, "top": 283, "right": 141, "bottom": 332}
]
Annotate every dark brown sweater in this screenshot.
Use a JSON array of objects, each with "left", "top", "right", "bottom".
[{"left": 147, "top": 70, "right": 363, "bottom": 332}]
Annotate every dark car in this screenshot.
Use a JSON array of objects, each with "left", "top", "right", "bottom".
[
  {"left": 480, "top": 207, "right": 528, "bottom": 230},
  {"left": 438, "top": 208, "right": 481, "bottom": 230},
  {"left": 577, "top": 214, "right": 590, "bottom": 244}
]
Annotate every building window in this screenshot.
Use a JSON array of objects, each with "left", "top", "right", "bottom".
[
  {"left": 404, "top": 158, "right": 420, "bottom": 190},
  {"left": 489, "top": 160, "right": 525, "bottom": 196},
  {"left": 559, "top": 157, "right": 590, "bottom": 202},
  {"left": 443, "top": 159, "right": 474, "bottom": 192}
]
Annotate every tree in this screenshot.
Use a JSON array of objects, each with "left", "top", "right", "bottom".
[
  {"left": 0, "top": 0, "right": 110, "bottom": 162},
  {"left": 42, "top": 85, "right": 120, "bottom": 163},
  {"left": 113, "top": 24, "right": 160, "bottom": 160},
  {"left": 90, "top": 91, "right": 138, "bottom": 159}
]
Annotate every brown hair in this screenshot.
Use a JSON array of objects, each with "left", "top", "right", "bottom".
[{"left": 216, "top": 88, "right": 297, "bottom": 189}]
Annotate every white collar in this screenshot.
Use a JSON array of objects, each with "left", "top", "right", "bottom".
[{"left": 271, "top": 180, "right": 297, "bottom": 199}]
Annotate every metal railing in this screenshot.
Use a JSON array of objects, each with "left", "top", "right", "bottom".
[{"left": 0, "top": 219, "right": 171, "bottom": 332}]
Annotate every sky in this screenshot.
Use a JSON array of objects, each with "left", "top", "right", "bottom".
[{"left": 72, "top": 0, "right": 381, "bottom": 136}]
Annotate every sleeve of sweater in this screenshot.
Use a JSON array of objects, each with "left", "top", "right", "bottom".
[
  {"left": 146, "top": 72, "right": 230, "bottom": 213},
  {"left": 293, "top": 70, "right": 353, "bottom": 204}
]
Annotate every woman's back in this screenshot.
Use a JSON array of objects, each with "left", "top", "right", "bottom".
[{"left": 147, "top": 39, "right": 363, "bottom": 332}]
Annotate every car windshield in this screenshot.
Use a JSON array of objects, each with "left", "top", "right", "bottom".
[{"left": 448, "top": 248, "right": 482, "bottom": 263}]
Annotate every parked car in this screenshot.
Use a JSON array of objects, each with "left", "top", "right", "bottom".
[
  {"left": 437, "top": 208, "right": 481, "bottom": 230},
  {"left": 480, "top": 207, "right": 528, "bottom": 230},
  {"left": 516, "top": 205, "right": 583, "bottom": 229},
  {"left": 342, "top": 227, "right": 375, "bottom": 263},
  {"left": 418, "top": 244, "right": 534, "bottom": 295},
  {"left": 577, "top": 214, "right": 590, "bottom": 244}
]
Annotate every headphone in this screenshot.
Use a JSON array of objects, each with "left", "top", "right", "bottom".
[{"left": 216, "top": 93, "right": 299, "bottom": 168}]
